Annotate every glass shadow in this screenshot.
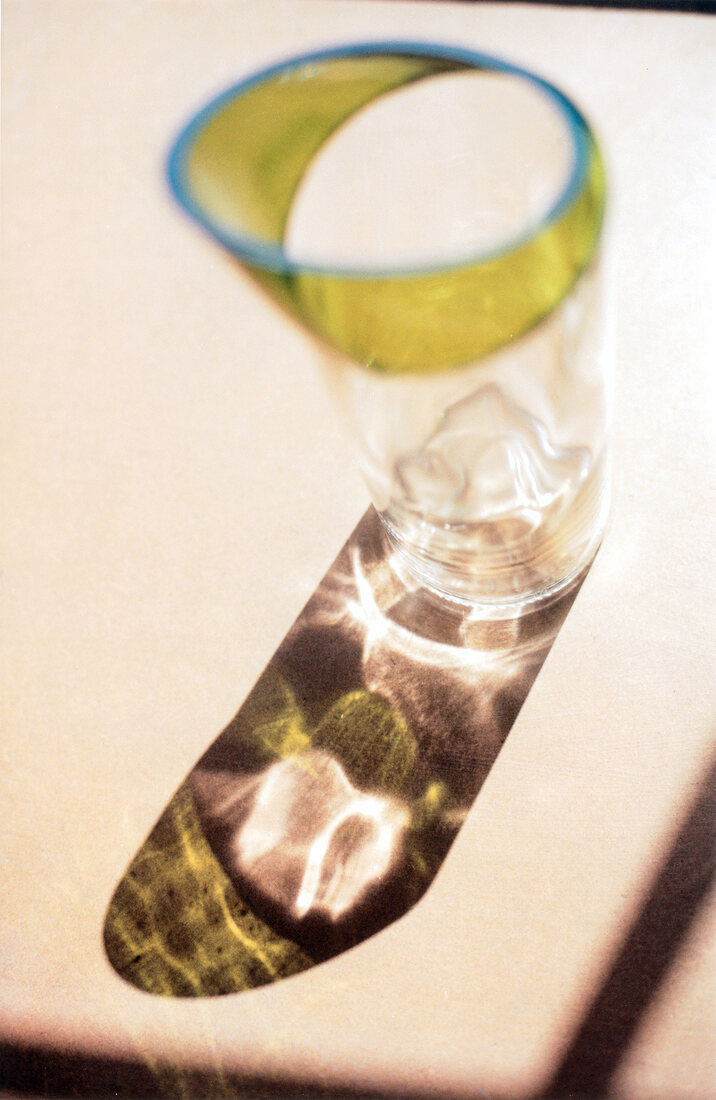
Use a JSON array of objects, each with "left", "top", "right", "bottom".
[{"left": 104, "top": 508, "right": 585, "bottom": 996}]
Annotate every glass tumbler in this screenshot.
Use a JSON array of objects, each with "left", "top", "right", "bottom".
[{"left": 168, "top": 42, "right": 610, "bottom": 616}]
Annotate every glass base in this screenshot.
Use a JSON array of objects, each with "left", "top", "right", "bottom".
[{"left": 380, "top": 458, "right": 610, "bottom": 619}]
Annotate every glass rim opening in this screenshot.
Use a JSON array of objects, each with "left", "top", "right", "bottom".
[{"left": 166, "top": 40, "right": 599, "bottom": 281}]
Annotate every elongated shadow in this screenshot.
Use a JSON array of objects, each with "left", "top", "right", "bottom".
[{"left": 103, "top": 508, "right": 583, "bottom": 997}]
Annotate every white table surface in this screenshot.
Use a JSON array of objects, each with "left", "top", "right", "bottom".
[{"left": 2, "top": 2, "right": 715, "bottom": 1097}]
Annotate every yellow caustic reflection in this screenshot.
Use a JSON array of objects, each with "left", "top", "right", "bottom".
[{"left": 103, "top": 784, "right": 313, "bottom": 997}]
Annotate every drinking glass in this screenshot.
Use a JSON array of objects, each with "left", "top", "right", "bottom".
[{"left": 168, "top": 42, "right": 610, "bottom": 616}]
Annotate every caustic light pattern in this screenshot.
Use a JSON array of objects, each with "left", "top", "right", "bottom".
[{"left": 104, "top": 511, "right": 577, "bottom": 996}]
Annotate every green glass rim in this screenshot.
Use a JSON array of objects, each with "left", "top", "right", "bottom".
[
  {"left": 167, "top": 40, "right": 601, "bottom": 280},
  {"left": 167, "top": 41, "right": 605, "bottom": 373}
]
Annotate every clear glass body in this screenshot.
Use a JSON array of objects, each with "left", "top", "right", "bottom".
[
  {"left": 320, "top": 261, "right": 610, "bottom": 610},
  {"left": 288, "top": 68, "right": 611, "bottom": 613}
]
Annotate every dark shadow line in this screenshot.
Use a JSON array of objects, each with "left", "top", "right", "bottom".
[
  {"left": 428, "top": 1, "right": 716, "bottom": 13},
  {"left": 544, "top": 743, "right": 716, "bottom": 1098},
  {"left": 0, "top": 1041, "right": 516, "bottom": 1100}
]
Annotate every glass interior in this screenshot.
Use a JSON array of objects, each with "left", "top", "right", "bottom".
[{"left": 285, "top": 70, "right": 574, "bottom": 270}]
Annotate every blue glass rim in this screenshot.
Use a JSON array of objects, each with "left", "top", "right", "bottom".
[{"left": 166, "top": 40, "right": 596, "bottom": 279}]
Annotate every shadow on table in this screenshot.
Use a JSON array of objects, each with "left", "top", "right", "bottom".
[
  {"left": 102, "top": 508, "right": 583, "bottom": 997},
  {"left": 545, "top": 744, "right": 716, "bottom": 1098},
  {"left": 3, "top": 746, "right": 715, "bottom": 1098},
  {"left": 3, "top": 501, "right": 715, "bottom": 1094}
]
